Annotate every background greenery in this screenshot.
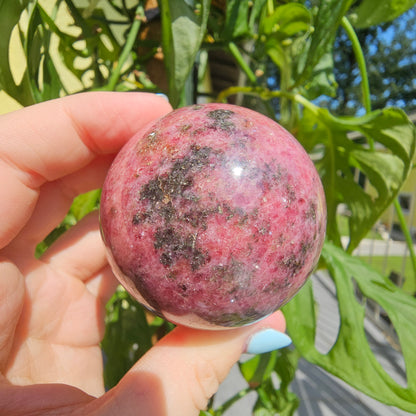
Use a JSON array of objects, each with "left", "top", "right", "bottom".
[{"left": 1, "top": 0, "right": 416, "bottom": 414}]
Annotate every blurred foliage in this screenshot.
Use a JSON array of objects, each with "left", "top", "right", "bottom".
[
  {"left": 328, "top": 7, "right": 416, "bottom": 115},
  {"left": 2, "top": 0, "right": 416, "bottom": 414}
]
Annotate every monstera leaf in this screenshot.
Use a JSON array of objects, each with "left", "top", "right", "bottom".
[
  {"left": 0, "top": 0, "right": 34, "bottom": 105},
  {"left": 284, "top": 242, "right": 416, "bottom": 413},
  {"left": 297, "top": 106, "right": 416, "bottom": 252}
]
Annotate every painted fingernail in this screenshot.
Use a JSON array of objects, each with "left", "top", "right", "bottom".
[
  {"left": 245, "top": 329, "right": 292, "bottom": 354},
  {"left": 156, "top": 93, "right": 169, "bottom": 101}
]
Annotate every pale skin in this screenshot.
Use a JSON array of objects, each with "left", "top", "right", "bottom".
[{"left": 0, "top": 92, "right": 286, "bottom": 416}]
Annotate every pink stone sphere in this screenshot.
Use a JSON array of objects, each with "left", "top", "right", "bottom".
[{"left": 100, "top": 103, "right": 326, "bottom": 329}]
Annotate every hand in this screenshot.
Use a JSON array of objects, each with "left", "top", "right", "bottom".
[{"left": 0, "top": 92, "right": 287, "bottom": 416}]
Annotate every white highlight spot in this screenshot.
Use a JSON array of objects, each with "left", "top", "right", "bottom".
[{"left": 232, "top": 165, "right": 243, "bottom": 177}]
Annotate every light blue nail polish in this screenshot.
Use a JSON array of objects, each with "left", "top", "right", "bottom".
[
  {"left": 246, "top": 329, "right": 292, "bottom": 354},
  {"left": 156, "top": 93, "right": 170, "bottom": 102}
]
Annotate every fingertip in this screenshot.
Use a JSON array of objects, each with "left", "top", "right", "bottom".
[
  {"left": 250, "top": 310, "right": 287, "bottom": 334},
  {"left": 245, "top": 328, "right": 292, "bottom": 355}
]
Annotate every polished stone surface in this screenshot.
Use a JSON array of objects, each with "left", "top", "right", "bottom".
[{"left": 100, "top": 103, "right": 326, "bottom": 329}]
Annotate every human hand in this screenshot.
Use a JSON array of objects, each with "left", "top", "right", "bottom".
[{"left": 0, "top": 92, "right": 288, "bottom": 415}]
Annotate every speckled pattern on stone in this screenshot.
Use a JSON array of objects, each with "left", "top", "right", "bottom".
[{"left": 100, "top": 103, "right": 326, "bottom": 329}]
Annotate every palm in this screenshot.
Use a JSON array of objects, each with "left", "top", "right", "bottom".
[{"left": 4, "top": 214, "right": 116, "bottom": 397}]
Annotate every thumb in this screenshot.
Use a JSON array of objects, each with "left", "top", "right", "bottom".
[{"left": 98, "top": 311, "right": 288, "bottom": 416}]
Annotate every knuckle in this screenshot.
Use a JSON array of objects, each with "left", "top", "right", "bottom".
[{"left": 192, "top": 358, "right": 220, "bottom": 410}]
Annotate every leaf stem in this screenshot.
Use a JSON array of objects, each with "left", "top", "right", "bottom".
[
  {"left": 105, "top": 4, "right": 145, "bottom": 91},
  {"left": 213, "top": 387, "right": 251, "bottom": 414},
  {"left": 217, "top": 85, "right": 317, "bottom": 110},
  {"left": 341, "top": 16, "right": 375, "bottom": 153},
  {"left": 341, "top": 16, "right": 371, "bottom": 115},
  {"left": 228, "top": 42, "right": 258, "bottom": 85}
]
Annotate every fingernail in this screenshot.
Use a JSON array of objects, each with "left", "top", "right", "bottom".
[
  {"left": 245, "top": 329, "right": 292, "bottom": 354},
  {"left": 156, "top": 93, "right": 169, "bottom": 102}
]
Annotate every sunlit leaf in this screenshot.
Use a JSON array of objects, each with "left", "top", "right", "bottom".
[
  {"left": 36, "top": 4, "right": 86, "bottom": 81},
  {"left": 284, "top": 242, "right": 416, "bottom": 413},
  {"left": 24, "top": 3, "right": 66, "bottom": 102},
  {"left": 0, "top": 0, "right": 34, "bottom": 105},
  {"left": 302, "top": 51, "right": 338, "bottom": 99},
  {"left": 350, "top": 0, "right": 416, "bottom": 28},
  {"left": 297, "top": 106, "right": 416, "bottom": 251},
  {"left": 101, "top": 289, "right": 154, "bottom": 389},
  {"left": 70, "top": 189, "right": 101, "bottom": 220},
  {"left": 260, "top": 3, "right": 311, "bottom": 40},
  {"left": 253, "top": 371, "right": 298, "bottom": 416},
  {"left": 222, "top": 0, "right": 250, "bottom": 39},
  {"left": 160, "top": 0, "right": 211, "bottom": 107},
  {"left": 248, "top": 0, "right": 267, "bottom": 35},
  {"left": 296, "top": 0, "right": 354, "bottom": 85},
  {"left": 60, "top": 0, "right": 122, "bottom": 89},
  {"left": 259, "top": 4, "right": 311, "bottom": 91},
  {"left": 240, "top": 352, "right": 278, "bottom": 387}
]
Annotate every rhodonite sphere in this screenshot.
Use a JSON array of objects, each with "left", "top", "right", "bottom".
[{"left": 100, "top": 103, "right": 326, "bottom": 329}]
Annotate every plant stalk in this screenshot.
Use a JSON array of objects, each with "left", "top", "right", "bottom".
[
  {"left": 341, "top": 16, "right": 374, "bottom": 152},
  {"left": 341, "top": 16, "right": 372, "bottom": 115},
  {"left": 228, "top": 42, "right": 258, "bottom": 85},
  {"left": 105, "top": 4, "right": 145, "bottom": 91}
]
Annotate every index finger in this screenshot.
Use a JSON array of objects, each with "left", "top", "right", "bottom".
[{"left": 0, "top": 92, "right": 172, "bottom": 248}]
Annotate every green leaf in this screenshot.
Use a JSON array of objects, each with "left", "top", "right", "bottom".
[
  {"left": 240, "top": 348, "right": 300, "bottom": 415},
  {"left": 254, "top": 381, "right": 276, "bottom": 413},
  {"left": 69, "top": 189, "right": 101, "bottom": 220},
  {"left": 56, "top": 0, "right": 122, "bottom": 89},
  {"left": 284, "top": 241, "right": 416, "bottom": 413},
  {"left": 253, "top": 372, "right": 299, "bottom": 416},
  {"left": 297, "top": 106, "right": 416, "bottom": 251},
  {"left": 35, "top": 189, "right": 100, "bottom": 257},
  {"left": 248, "top": 0, "right": 267, "bottom": 35},
  {"left": 0, "top": 0, "right": 34, "bottom": 105},
  {"left": 350, "top": 0, "right": 416, "bottom": 28},
  {"left": 270, "top": 348, "right": 301, "bottom": 416},
  {"left": 24, "top": 2, "right": 66, "bottom": 102},
  {"left": 101, "top": 289, "right": 155, "bottom": 389},
  {"left": 296, "top": 0, "right": 354, "bottom": 86},
  {"left": 41, "top": 54, "right": 64, "bottom": 100},
  {"left": 264, "top": 41, "right": 286, "bottom": 69},
  {"left": 259, "top": 4, "right": 311, "bottom": 94},
  {"left": 222, "top": 0, "right": 250, "bottom": 39},
  {"left": 240, "top": 352, "right": 278, "bottom": 387},
  {"left": 253, "top": 405, "right": 275, "bottom": 416},
  {"left": 87, "top": 9, "right": 121, "bottom": 62},
  {"left": 302, "top": 51, "right": 338, "bottom": 99},
  {"left": 82, "top": 0, "right": 100, "bottom": 18},
  {"left": 24, "top": 2, "right": 44, "bottom": 102},
  {"left": 160, "top": 0, "right": 211, "bottom": 107},
  {"left": 260, "top": 3, "right": 311, "bottom": 40},
  {"left": 35, "top": 4, "right": 87, "bottom": 82}
]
